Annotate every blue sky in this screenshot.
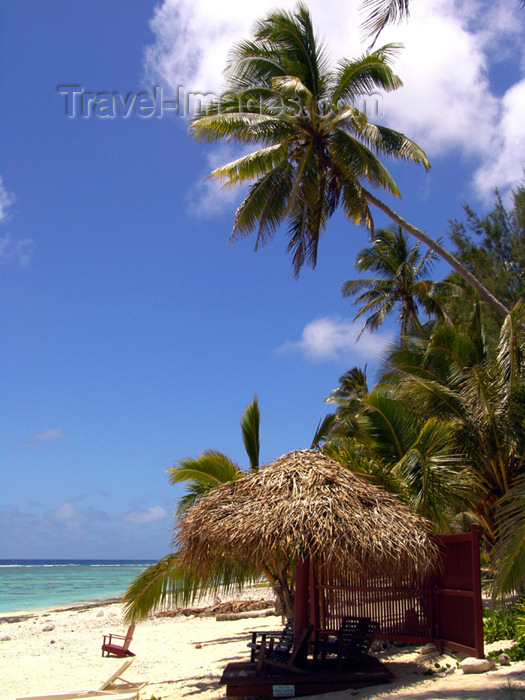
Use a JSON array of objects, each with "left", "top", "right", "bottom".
[{"left": 1, "top": 0, "right": 524, "bottom": 559}]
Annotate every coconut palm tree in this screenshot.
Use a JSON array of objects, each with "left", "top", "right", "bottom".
[
  {"left": 122, "top": 396, "right": 263, "bottom": 621},
  {"left": 318, "top": 381, "right": 469, "bottom": 532},
  {"left": 311, "top": 367, "right": 369, "bottom": 448},
  {"left": 168, "top": 395, "right": 261, "bottom": 516},
  {"left": 326, "top": 367, "right": 369, "bottom": 417},
  {"left": 190, "top": 4, "right": 508, "bottom": 317},
  {"left": 383, "top": 302, "right": 525, "bottom": 594},
  {"left": 342, "top": 226, "right": 447, "bottom": 337}
]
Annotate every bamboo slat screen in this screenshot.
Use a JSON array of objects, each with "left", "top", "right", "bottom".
[
  {"left": 313, "top": 567, "right": 432, "bottom": 641},
  {"left": 311, "top": 528, "right": 483, "bottom": 656}
]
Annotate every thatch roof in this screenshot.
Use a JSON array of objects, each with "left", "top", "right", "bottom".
[{"left": 176, "top": 450, "right": 439, "bottom": 580}]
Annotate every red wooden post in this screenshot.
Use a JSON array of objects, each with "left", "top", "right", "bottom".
[
  {"left": 294, "top": 557, "right": 310, "bottom": 643},
  {"left": 309, "top": 558, "right": 319, "bottom": 632},
  {"left": 471, "top": 525, "right": 484, "bottom": 658}
]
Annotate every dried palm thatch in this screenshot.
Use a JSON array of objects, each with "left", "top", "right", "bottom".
[{"left": 176, "top": 449, "right": 439, "bottom": 580}]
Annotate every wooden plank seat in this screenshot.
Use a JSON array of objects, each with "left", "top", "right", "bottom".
[
  {"left": 248, "top": 617, "right": 294, "bottom": 663},
  {"left": 315, "top": 616, "right": 380, "bottom": 668},
  {"left": 255, "top": 624, "right": 313, "bottom": 675}
]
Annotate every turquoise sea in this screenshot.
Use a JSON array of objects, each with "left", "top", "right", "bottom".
[{"left": 0, "top": 560, "right": 156, "bottom": 613}]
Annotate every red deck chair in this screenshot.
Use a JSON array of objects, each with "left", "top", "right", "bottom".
[{"left": 102, "top": 623, "right": 136, "bottom": 657}]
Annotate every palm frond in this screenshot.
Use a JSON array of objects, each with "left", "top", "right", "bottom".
[
  {"left": 360, "top": 0, "right": 410, "bottom": 45},
  {"left": 332, "top": 44, "right": 404, "bottom": 104},
  {"left": 393, "top": 418, "right": 469, "bottom": 530},
  {"left": 252, "top": 3, "right": 329, "bottom": 97},
  {"left": 190, "top": 110, "right": 294, "bottom": 145},
  {"left": 497, "top": 300, "right": 525, "bottom": 398},
  {"left": 241, "top": 395, "right": 260, "bottom": 470},
  {"left": 360, "top": 123, "right": 430, "bottom": 170},
  {"left": 121, "top": 553, "right": 260, "bottom": 623},
  {"left": 231, "top": 159, "right": 293, "bottom": 244},
  {"left": 168, "top": 450, "right": 243, "bottom": 516},
  {"left": 310, "top": 413, "right": 337, "bottom": 448},
  {"left": 209, "top": 143, "right": 290, "bottom": 186},
  {"left": 332, "top": 129, "right": 400, "bottom": 197},
  {"left": 493, "top": 476, "right": 525, "bottom": 596}
]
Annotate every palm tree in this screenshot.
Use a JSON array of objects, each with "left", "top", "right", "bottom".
[
  {"left": 326, "top": 367, "right": 369, "bottom": 417},
  {"left": 316, "top": 300, "right": 525, "bottom": 589},
  {"left": 317, "top": 377, "right": 469, "bottom": 532},
  {"left": 122, "top": 396, "right": 265, "bottom": 621},
  {"left": 190, "top": 4, "right": 508, "bottom": 317},
  {"left": 383, "top": 302, "right": 525, "bottom": 594},
  {"left": 168, "top": 395, "right": 261, "bottom": 516},
  {"left": 311, "top": 367, "right": 369, "bottom": 448},
  {"left": 342, "top": 226, "right": 446, "bottom": 337}
]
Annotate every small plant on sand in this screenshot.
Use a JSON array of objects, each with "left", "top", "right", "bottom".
[{"left": 498, "top": 679, "right": 525, "bottom": 697}]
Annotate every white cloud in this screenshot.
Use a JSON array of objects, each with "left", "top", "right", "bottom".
[
  {"left": 143, "top": 0, "right": 363, "bottom": 97},
  {"left": 378, "top": 0, "right": 525, "bottom": 198},
  {"left": 0, "top": 176, "right": 36, "bottom": 266},
  {"left": 473, "top": 79, "right": 525, "bottom": 197},
  {"left": 123, "top": 505, "right": 168, "bottom": 525},
  {"left": 0, "top": 234, "right": 36, "bottom": 267},
  {"left": 45, "top": 502, "right": 109, "bottom": 531},
  {"left": 51, "top": 502, "right": 83, "bottom": 522},
  {"left": 277, "top": 316, "right": 392, "bottom": 362},
  {"left": 143, "top": 0, "right": 525, "bottom": 199},
  {"left": 0, "top": 177, "right": 15, "bottom": 222},
  {"left": 25, "top": 428, "right": 65, "bottom": 447}
]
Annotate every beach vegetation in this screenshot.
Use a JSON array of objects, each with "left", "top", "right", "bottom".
[
  {"left": 440, "top": 184, "right": 525, "bottom": 349},
  {"left": 483, "top": 606, "right": 518, "bottom": 644},
  {"left": 317, "top": 298, "right": 525, "bottom": 594},
  {"left": 123, "top": 396, "right": 264, "bottom": 621},
  {"left": 341, "top": 226, "right": 448, "bottom": 338}
]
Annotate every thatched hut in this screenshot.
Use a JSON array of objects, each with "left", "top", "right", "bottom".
[{"left": 176, "top": 450, "right": 439, "bottom": 639}]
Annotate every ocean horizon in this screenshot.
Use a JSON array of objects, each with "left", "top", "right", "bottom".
[{"left": 0, "top": 559, "right": 156, "bottom": 614}]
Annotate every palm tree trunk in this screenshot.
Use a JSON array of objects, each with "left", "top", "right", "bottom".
[{"left": 363, "top": 189, "right": 510, "bottom": 318}]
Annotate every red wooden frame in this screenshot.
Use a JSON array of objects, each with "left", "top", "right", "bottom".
[{"left": 302, "top": 526, "right": 484, "bottom": 659}]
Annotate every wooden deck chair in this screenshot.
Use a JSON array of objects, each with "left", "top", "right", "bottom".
[
  {"left": 248, "top": 617, "right": 294, "bottom": 663},
  {"left": 101, "top": 622, "right": 136, "bottom": 657},
  {"left": 315, "top": 616, "right": 379, "bottom": 668},
  {"left": 98, "top": 658, "right": 145, "bottom": 693},
  {"left": 16, "top": 660, "right": 146, "bottom": 700},
  {"left": 256, "top": 624, "right": 313, "bottom": 675}
]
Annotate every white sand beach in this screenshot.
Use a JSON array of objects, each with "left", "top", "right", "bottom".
[{"left": 2, "top": 587, "right": 525, "bottom": 700}]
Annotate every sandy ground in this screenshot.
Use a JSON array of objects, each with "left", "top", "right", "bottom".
[{"left": 2, "top": 586, "right": 525, "bottom": 700}]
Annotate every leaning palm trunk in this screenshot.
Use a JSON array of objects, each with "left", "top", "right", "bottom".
[{"left": 363, "top": 189, "right": 510, "bottom": 317}]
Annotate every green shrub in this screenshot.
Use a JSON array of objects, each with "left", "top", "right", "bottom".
[
  {"left": 483, "top": 608, "right": 517, "bottom": 643},
  {"left": 488, "top": 638, "right": 525, "bottom": 662}
]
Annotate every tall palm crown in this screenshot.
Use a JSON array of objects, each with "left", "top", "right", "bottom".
[
  {"left": 191, "top": 4, "right": 429, "bottom": 276},
  {"left": 190, "top": 4, "right": 509, "bottom": 317},
  {"left": 342, "top": 227, "right": 445, "bottom": 337}
]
